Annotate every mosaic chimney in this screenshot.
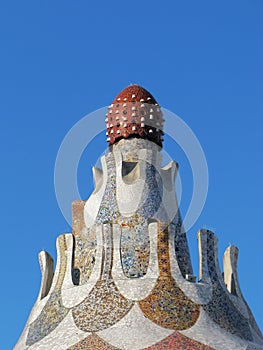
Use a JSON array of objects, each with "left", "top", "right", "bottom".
[{"left": 15, "top": 85, "right": 263, "bottom": 350}]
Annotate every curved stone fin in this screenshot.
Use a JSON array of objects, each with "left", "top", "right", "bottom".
[
  {"left": 61, "top": 234, "right": 75, "bottom": 290},
  {"left": 224, "top": 246, "right": 263, "bottom": 341},
  {"left": 48, "top": 233, "right": 72, "bottom": 294},
  {"left": 202, "top": 229, "right": 253, "bottom": 341},
  {"left": 169, "top": 227, "right": 212, "bottom": 304},
  {"left": 61, "top": 226, "right": 103, "bottom": 308},
  {"left": 14, "top": 249, "right": 56, "bottom": 350},
  {"left": 223, "top": 245, "right": 239, "bottom": 296},
  {"left": 200, "top": 229, "right": 222, "bottom": 283},
  {"left": 26, "top": 234, "right": 70, "bottom": 346},
  {"left": 92, "top": 166, "right": 103, "bottom": 194},
  {"left": 161, "top": 160, "right": 178, "bottom": 192},
  {"left": 112, "top": 222, "right": 159, "bottom": 301},
  {"left": 173, "top": 220, "right": 194, "bottom": 278},
  {"left": 84, "top": 155, "right": 108, "bottom": 228},
  {"left": 38, "top": 251, "right": 54, "bottom": 300},
  {"left": 197, "top": 229, "right": 212, "bottom": 284}
]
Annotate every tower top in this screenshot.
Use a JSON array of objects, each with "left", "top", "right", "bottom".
[{"left": 106, "top": 84, "right": 164, "bottom": 147}]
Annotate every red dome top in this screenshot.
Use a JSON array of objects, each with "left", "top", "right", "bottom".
[
  {"left": 106, "top": 85, "right": 164, "bottom": 147},
  {"left": 112, "top": 85, "right": 158, "bottom": 105}
]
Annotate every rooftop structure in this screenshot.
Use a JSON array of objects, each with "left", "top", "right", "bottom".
[{"left": 15, "top": 85, "right": 263, "bottom": 350}]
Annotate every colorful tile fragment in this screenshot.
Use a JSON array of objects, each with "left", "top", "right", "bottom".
[
  {"left": 143, "top": 331, "right": 215, "bottom": 350},
  {"left": 26, "top": 236, "right": 69, "bottom": 345},
  {"left": 72, "top": 226, "right": 134, "bottom": 332},
  {"left": 203, "top": 231, "right": 252, "bottom": 341},
  {"left": 67, "top": 333, "right": 120, "bottom": 350},
  {"left": 139, "top": 225, "right": 200, "bottom": 330}
]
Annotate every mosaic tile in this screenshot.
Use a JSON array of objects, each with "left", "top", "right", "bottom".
[
  {"left": 240, "top": 293, "right": 263, "bottom": 340},
  {"left": 72, "top": 279, "right": 134, "bottom": 332},
  {"left": 143, "top": 331, "right": 215, "bottom": 349},
  {"left": 136, "top": 162, "right": 162, "bottom": 219},
  {"left": 139, "top": 224, "right": 200, "bottom": 330},
  {"left": 95, "top": 151, "right": 153, "bottom": 278},
  {"left": 72, "top": 225, "right": 134, "bottom": 332},
  {"left": 26, "top": 235, "right": 69, "bottom": 346},
  {"left": 16, "top": 91, "right": 263, "bottom": 350},
  {"left": 73, "top": 227, "right": 97, "bottom": 285},
  {"left": 67, "top": 333, "right": 121, "bottom": 350},
  {"left": 72, "top": 200, "right": 97, "bottom": 285},
  {"left": 120, "top": 220, "right": 150, "bottom": 278},
  {"left": 94, "top": 147, "right": 193, "bottom": 280},
  {"left": 96, "top": 152, "right": 118, "bottom": 224},
  {"left": 173, "top": 215, "right": 193, "bottom": 278},
  {"left": 203, "top": 231, "right": 252, "bottom": 341}
]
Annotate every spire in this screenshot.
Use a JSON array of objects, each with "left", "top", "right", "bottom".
[{"left": 106, "top": 84, "right": 164, "bottom": 147}]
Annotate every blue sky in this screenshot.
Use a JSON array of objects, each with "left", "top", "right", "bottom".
[{"left": 0, "top": 1, "right": 262, "bottom": 349}]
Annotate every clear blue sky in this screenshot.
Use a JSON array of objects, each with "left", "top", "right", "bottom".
[{"left": 0, "top": 1, "right": 262, "bottom": 349}]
